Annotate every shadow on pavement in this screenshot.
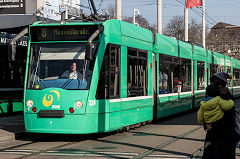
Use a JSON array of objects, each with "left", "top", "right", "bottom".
[{"left": 153, "top": 109, "right": 199, "bottom": 125}]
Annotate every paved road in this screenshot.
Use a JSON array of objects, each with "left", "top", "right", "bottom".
[{"left": 0, "top": 99, "right": 240, "bottom": 159}]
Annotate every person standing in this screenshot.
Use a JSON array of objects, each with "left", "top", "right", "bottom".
[
  {"left": 198, "top": 84, "right": 234, "bottom": 159},
  {"left": 202, "top": 72, "right": 240, "bottom": 159}
]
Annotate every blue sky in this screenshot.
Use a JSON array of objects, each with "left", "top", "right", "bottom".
[{"left": 81, "top": 0, "right": 240, "bottom": 28}]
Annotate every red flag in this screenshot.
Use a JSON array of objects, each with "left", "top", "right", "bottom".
[{"left": 186, "top": 0, "right": 202, "bottom": 9}]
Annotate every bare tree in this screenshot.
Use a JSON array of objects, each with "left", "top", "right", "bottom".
[
  {"left": 164, "top": 16, "right": 209, "bottom": 45},
  {"left": 123, "top": 15, "right": 157, "bottom": 33},
  {"left": 102, "top": 3, "right": 116, "bottom": 19},
  {"left": 189, "top": 18, "right": 203, "bottom": 45},
  {"left": 163, "top": 16, "right": 184, "bottom": 41}
]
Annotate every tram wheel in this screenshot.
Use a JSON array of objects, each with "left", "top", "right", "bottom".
[
  {"left": 134, "top": 123, "right": 141, "bottom": 128},
  {"left": 124, "top": 126, "right": 130, "bottom": 131},
  {"left": 141, "top": 122, "right": 146, "bottom": 126},
  {"left": 117, "top": 128, "right": 123, "bottom": 133}
]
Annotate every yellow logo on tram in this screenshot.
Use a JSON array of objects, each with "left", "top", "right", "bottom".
[{"left": 42, "top": 90, "right": 60, "bottom": 107}]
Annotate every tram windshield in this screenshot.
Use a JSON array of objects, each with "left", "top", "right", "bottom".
[{"left": 27, "top": 43, "right": 95, "bottom": 90}]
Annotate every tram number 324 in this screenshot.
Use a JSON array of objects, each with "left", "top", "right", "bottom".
[{"left": 89, "top": 100, "right": 96, "bottom": 106}]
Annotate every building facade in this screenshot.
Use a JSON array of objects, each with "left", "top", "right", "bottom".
[
  {"left": 37, "top": 0, "right": 81, "bottom": 21},
  {"left": 206, "top": 22, "right": 240, "bottom": 60}
]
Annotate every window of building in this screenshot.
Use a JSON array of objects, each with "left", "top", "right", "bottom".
[
  {"left": 197, "top": 61, "right": 205, "bottom": 90},
  {"left": 233, "top": 68, "right": 240, "bottom": 87},
  {"left": 96, "top": 44, "right": 120, "bottom": 99},
  {"left": 127, "top": 48, "right": 148, "bottom": 97},
  {"left": 159, "top": 54, "right": 191, "bottom": 94}
]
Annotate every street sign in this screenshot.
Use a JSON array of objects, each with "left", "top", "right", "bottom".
[
  {"left": 0, "top": 32, "right": 28, "bottom": 47},
  {"left": 0, "top": 0, "right": 26, "bottom": 14}
]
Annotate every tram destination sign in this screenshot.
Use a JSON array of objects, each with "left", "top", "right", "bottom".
[
  {"left": 30, "top": 25, "right": 99, "bottom": 42},
  {"left": 0, "top": 0, "right": 26, "bottom": 14}
]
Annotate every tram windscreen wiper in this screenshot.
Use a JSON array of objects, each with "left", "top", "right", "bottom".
[{"left": 31, "top": 47, "right": 42, "bottom": 88}]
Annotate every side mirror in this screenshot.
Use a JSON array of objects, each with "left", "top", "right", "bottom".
[
  {"left": 8, "top": 44, "right": 16, "bottom": 61},
  {"left": 85, "top": 43, "right": 93, "bottom": 60}
]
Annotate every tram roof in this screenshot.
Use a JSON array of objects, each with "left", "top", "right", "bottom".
[{"left": 31, "top": 20, "right": 102, "bottom": 26}]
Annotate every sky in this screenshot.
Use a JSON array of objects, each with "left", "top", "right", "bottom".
[{"left": 80, "top": 0, "right": 240, "bottom": 29}]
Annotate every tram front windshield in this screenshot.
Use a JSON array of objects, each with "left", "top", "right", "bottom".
[{"left": 27, "top": 43, "right": 94, "bottom": 90}]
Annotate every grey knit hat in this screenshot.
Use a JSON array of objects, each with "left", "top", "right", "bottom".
[{"left": 212, "top": 72, "right": 231, "bottom": 83}]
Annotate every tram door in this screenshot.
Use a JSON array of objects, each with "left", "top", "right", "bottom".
[
  {"left": 108, "top": 45, "right": 122, "bottom": 130},
  {"left": 96, "top": 44, "right": 122, "bottom": 131},
  {"left": 152, "top": 53, "right": 158, "bottom": 120}
]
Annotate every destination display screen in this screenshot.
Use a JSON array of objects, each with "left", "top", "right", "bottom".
[{"left": 30, "top": 25, "right": 99, "bottom": 42}]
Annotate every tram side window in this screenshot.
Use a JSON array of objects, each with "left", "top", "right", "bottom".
[
  {"left": 227, "top": 67, "right": 231, "bottom": 87},
  {"left": 159, "top": 55, "right": 170, "bottom": 94},
  {"left": 233, "top": 68, "right": 240, "bottom": 86},
  {"left": 181, "top": 59, "right": 191, "bottom": 92},
  {"left": 197, "top": 61, "right": 205, "bottom": 90},
  {"left": 210, "top": 64, "right": 224, "bottom": 78},
  {"left": 210, "top": 64, "right": 216, "bottom": 77},
  {"left": 159, "top": 55, "right": 191, "bottom": 94},
  {"left": 127, "top": 48, "right": 148, "bottom": 97},
  {"left": 96, "top": 44, "right": 120, "bottom": 99}
]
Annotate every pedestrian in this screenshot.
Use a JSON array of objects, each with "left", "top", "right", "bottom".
[
  {"left": 197, "top": 84, "right": 234, "bottom": 159},
  {"left": 201, "top": 72, "right": 240, "bottom": 159}
]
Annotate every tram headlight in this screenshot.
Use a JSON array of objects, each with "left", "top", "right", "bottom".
[
  {"left": 75, "top": 100, "right": 83, "bottom": 109},
  {"left": 26, "top": 100, "right": 33, "bottom": 108}
]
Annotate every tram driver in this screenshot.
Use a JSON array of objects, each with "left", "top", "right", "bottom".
[{"left": 61, "top": 62, "right": 83, "bottom": 79}]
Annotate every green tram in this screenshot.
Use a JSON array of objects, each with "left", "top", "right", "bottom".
[{"left": 23, "top": 19, "right": 240, "bottom": 134}]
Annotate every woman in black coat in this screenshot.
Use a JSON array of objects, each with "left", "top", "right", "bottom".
[{"left": 202, "top": 72, "right": 240, "bottom": 159}]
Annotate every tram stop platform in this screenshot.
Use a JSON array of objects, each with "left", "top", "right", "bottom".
[{"left": 0, "top": 115, "right": 24, "bottom": 142}]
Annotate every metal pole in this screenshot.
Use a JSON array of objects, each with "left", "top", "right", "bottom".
[
  {"left": 64, "top": 5, "right": 68, "bottom": 20},
  {"left": 116, "top": 0, "right": 122, "bottom": 20},
  {"left": 157, "top": 0, "right": 162, "bottom": 34},
  {"left": 184, "top": 1, "right": 188, "bottom": 41},
  {"left": 133, "top": 8, "right": 135, "bottom": 25},
  {"left": 89, "top": 0, "right": 98, "bottom": 15},
  {"left": 202, "top": 0, "right": 206, "bottom": 48}
]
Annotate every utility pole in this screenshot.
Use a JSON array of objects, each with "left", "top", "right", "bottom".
[
  {"left": 64, "top": 5, "right": 68, "bottom": 20},
  {"left": 202, "top": 0, "right": 206, "bottom": 48},
  {"left": 133, "top": 8, "right": 136, "bottom": 25},
  {"left": 157, "top": 0, "right": 162, "bottom": 34},
  {"left": 116, "top": 0, "right": 122, "bottom": 20},
  {"left": 184, "top": 0, "right": 188, "bottom": 41},
  {"left": 133, "top": 8, "right": 140, "bottom": 25},
  {"left": 89, "top": 0, "right": 98, "bottom": 15}
]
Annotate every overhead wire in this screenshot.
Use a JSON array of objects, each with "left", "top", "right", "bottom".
[
  {"left": 180, "top": 0, "right": 232, "bottom": 54},
  {"left": 176, "top": 0, "right": 216, "bottom": 25},
  {"left": 89, "top": 0, "right": 219, "bottom": 28},
  {"left": 189, "top": 0, "right": 217, "bottom": 24},
  {"left": 124, "top": 0, "right": 217, "bottom": 26},
  {"left": 182, "top": 0, "right": 217, "bottom": 24}
]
